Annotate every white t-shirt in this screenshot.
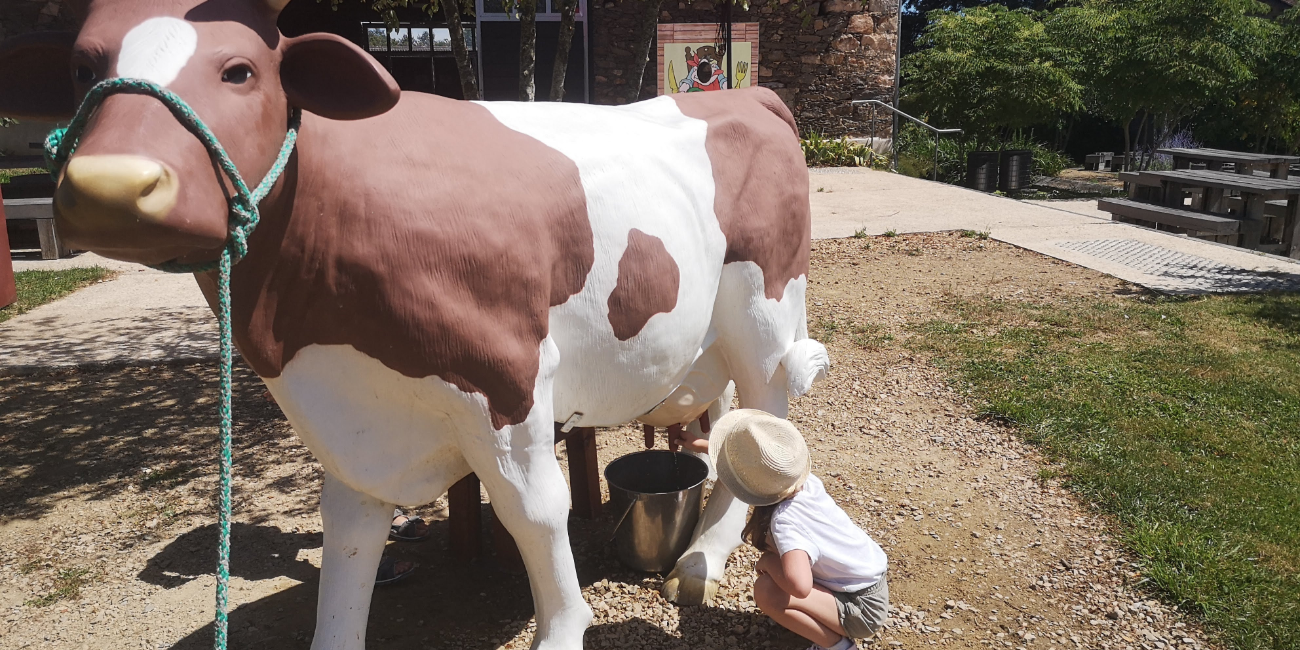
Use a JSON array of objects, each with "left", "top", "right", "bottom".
[{"left": 770, "top": 474, "right": 888, "bottom": 593}]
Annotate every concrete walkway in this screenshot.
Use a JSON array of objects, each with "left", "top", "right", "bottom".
[
  {"left": 4, "top": 168, "right": 1300, "bottom": 371},
  {"left": 810, "top": 168, "right": 1300, "bottom": 294}
]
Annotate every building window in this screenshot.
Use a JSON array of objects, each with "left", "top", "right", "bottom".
[{"left": 363, "top": 23, "right": 477, "bottom": 54}]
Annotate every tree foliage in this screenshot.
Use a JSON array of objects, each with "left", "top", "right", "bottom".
[
  {"left": 902, "top": 5, "right": 1083, "bottom": 139},
  {"left": 902, "top": 0, "right": 1299, "bottom": 160}
]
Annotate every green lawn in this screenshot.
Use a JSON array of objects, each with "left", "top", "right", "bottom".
[
  {"left": 912, "top": 293, "right": 1300, "bottom": 650},
  {"left": 1, "top": 267, "right": 114, "bottom": 324},
  {"left": 0, "top": 168, "right": 45, "bottom": 184}
]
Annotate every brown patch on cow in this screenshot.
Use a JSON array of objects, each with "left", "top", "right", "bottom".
[
  {"left": 670, "top": 87, "right": 811, "bottom": 300},
  {"left": 607, "top": 229, "right": 680, "bottom": 340},
  {"left": 197, "top": 96, "right": 595, "bottom": 430}
]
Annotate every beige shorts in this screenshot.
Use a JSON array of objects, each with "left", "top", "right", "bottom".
[{"left": 832, "top": 574, "right": 890, "bottom": 640}]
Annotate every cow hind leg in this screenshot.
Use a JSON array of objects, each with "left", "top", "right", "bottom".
[
  {"left": 663, "top": 262, "right": 829, "bottom": 606},
  {"left": 455, "top": 344, "right": 591, "bottom": 649},
  {"left": 663, "top": 364, "right": 794, "bottom": 605}
]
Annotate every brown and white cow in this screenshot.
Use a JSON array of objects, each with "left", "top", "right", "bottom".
[{"left": 0, "top": 1, "right": 829, "bottom": 647}]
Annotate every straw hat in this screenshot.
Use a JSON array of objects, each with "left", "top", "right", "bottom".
[{"left": 708, "top": 409, "right": 810, "bottom": 506}]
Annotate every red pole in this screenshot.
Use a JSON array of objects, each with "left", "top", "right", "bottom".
[{"left": 0, "top": 184, "right": 16, "bottom": 309}]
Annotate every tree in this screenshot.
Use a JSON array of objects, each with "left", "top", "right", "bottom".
[
  {"left": 518, "top": 0, "right": 537, "bottom": 100},
  {"left": 902, "top": 5, "right": 1083, "bottom": 142},
  {"left": 441, "top": 0, "right": 482, "bottom": 100},
  {"left": 549, "top": 0, "right": 578, "bottom": 101},
  {"left": 1050, "top": 0, "right": 1272, "bottom": 167},
  {"left": 1230, "top": 7, "right": 1300, "bottom": 152}
]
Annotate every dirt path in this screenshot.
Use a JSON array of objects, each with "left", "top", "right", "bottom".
[{"left": 1, "top": 233, "right": 1213, "bottom": 650}]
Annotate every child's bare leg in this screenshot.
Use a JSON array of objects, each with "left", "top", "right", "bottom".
[{"left": 754, "top": 574, "right": 846, "bottom": 648}]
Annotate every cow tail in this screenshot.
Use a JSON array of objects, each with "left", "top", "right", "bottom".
[{"left": 782, "top": 338, "right": 830, "bottom": 398}]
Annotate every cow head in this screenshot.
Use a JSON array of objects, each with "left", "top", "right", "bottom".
[{"left": 0, "top": 0, "right": 400, "bottom": 266}]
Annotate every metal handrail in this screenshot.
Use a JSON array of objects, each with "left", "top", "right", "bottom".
[{"left": 851, "top": 99, "right": 962, "bottom": 182}]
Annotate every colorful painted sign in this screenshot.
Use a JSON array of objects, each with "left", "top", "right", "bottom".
[{"left": 657, "top": 24, "right": 759, "bottom": 95}]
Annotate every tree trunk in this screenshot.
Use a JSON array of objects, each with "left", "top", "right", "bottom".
[
  {"left": 442, "top": 0, "right": 481, "bottom": 100},
  {"left": 519, "top": 0, "right": 537, "bottom": 101},
  {"left": 550, "top": 0, "right": 577, "bottom": 101},
  {"left": 624, "top": 0, "right": 663, "bottom": 104}
]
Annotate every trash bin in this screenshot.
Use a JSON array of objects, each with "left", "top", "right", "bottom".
[
  {"left": 999, "top": 149, "right": 1033, "bottom": 193},
  {"left": 0, "top": 185, "right": 16, "bottom": 309},
  {"left": 966, "top": 151, "right": 1000, "bottom": 192}
]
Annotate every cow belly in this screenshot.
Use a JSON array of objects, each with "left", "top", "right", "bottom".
[
  {"left": 480, "top": 97, "right": 728, "bottom": 427},
  {"left": 262, "top": 344, "right": 490, "bottom": 506}
]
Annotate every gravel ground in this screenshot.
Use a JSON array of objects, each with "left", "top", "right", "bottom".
[{"left": 1, "top": 233, "right": 1216, "bottom": 650}]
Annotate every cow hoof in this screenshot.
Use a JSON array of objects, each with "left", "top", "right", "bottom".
[{"left": 661, "top": 552, "right": 719, "bottom": 606}]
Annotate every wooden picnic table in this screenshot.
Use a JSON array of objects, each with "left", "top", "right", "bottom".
[
  {"left": 1157, "top": 147, "right": 1299, "bottom": 180},
  {"left": 1126, "top": 168, "right": 1300, "bottom": 254}
]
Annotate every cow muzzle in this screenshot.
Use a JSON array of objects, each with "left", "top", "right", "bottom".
[{"left": 55, "top": 155, "right": 179, "bottom": 227}]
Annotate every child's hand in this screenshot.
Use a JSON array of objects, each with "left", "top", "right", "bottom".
[{"left": 668, "top": 424, "right": 710, "bottom": 454}]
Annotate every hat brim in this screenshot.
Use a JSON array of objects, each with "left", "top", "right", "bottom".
[{"left": 708, "top": 409, "right": 810, "bottom": 507}]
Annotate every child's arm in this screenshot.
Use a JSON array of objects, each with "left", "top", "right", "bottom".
[{"left": 756, "top": 549, "right": 815, "bottom": 598}]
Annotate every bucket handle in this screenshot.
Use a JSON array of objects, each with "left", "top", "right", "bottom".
[{"left": 606, "top": 494, "right": 640, "bottom": 545}]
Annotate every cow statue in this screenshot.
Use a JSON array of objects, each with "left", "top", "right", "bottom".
[{"left": 0, "top": 0, "right": 829, "bottom": 647}]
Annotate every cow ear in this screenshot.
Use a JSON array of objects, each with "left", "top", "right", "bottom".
[
  {"left": 0, "top": 32, "right": 77, "bottom": 121},
  {"left": 281, "top": 33, "right": 400, "bottom": 120}
]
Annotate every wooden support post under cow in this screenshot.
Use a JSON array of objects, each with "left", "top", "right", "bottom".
[
  {"left": 0, "top": 3, "right": 831, "bottom": 646},
  {"left": 448, "top": 473, "right": 482, "bottom": 561}
]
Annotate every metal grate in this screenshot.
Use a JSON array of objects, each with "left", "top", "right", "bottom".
[{"left": 1054, "top": 239, "right": 1300, "bottom": 294}]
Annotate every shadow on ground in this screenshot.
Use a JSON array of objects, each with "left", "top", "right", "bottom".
[
  {"left": 0, "top": 362, "right": 298, "bottom": 521},
  {"left": 160, "top": 514, "right": 798, "bottom": 650}
]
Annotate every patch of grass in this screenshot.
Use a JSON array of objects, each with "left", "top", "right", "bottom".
[
  {"left": 848, "top": 322, "right": 894, "bottom": 350},
  {"left": 852, "top": 227, "right": 870, "bottom": 239},
  {"left": 960, "top": 229, "right": 991, "bottom": 240},
  {"left": 0, "top": 267, "right": 113, "bottom": 324},
  {"left": 811, "top": 317, "right": 840, "bottom": 343},
  {"left": 24, "top": 567, "right": 94, "bottom": 607},
  {"left": 0, "top": 167, "right": 44, "bottom": 184},
  {"left": 912, "top": 294, "right": 1300, "bottom": 649},
  {"left": 813, "top": 316, "right": 892, "bottom": 350},
  {"left": 883, "top": 229, "right": 898, "bottom": 238}
]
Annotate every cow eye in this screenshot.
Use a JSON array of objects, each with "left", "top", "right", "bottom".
[
  {"left": 221, "top": 65, "right": 253, "bottom": 85},
  {"left": 75, "top": 65, "right": 97, "bottom": 84}
]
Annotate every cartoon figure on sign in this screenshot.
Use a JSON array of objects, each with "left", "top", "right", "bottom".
[{"left": 672, "top": 45, "right": 749, "bottom": 93}]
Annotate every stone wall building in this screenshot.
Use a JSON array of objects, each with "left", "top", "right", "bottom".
[{"left": 591, "top": 0, "right": 898, "bottom": 136}]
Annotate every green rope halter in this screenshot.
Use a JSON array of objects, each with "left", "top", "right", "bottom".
[{"left": 45, "top": 77, "right": 301, "bottom": 650}]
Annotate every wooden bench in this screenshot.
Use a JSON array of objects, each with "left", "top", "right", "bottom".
[
  {"left": 1098, "top": 197, "right": 1241, "bottom": 244},
  {"left": 3, "top": 197, "right": 69, "bottom": 260}
]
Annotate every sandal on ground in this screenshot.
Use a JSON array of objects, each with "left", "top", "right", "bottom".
[
  {"left": 389, "top": 514, "right": 431, "bottom": 542},
  {"left": 375, "top": 556, "right": 416, "bottom": 586}
]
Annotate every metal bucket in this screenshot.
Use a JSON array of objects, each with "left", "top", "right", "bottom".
[{"left": 604, "top": 450, "right": 710, "bottom": 573}]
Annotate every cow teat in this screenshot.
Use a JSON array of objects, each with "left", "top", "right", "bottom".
[{"left": 57, "top": 155, "right": 179, "bottom": 225}]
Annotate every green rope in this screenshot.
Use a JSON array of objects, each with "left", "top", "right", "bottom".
[{"left": 45, "top": 77, "right": 301, "bottom": 650}]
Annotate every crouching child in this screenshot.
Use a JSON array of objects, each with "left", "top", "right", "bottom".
[{"left": 709, "top": 409, "right": 890, "bottom": 650}]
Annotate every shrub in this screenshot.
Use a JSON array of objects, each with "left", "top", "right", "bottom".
[{"left": 802, "top": 133, "right": 889, "bottom": 169}]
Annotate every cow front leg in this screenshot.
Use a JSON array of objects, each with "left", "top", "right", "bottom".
[
  {"left": 460, "top": 428, "right": 592, "bottom": 649},
  {"left": 457, "top": 340, "right": 591, "bottom": 649},
  {"left": 311, "top": 472, "right": 395, "bottom": 650}
]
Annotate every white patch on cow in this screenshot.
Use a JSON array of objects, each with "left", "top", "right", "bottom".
[
  {"left": 116, "top": 17, "right": 198, "bottom": 87},
  {"left": 479, "top": 97, "right": 728, "bottom": 426}
]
